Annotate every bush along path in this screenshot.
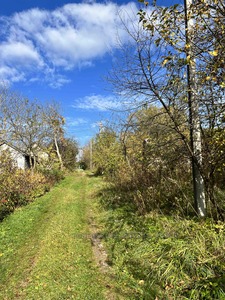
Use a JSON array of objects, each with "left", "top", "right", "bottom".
[{"left": 0, "top": 172, "right": 110, "bottom": 300}]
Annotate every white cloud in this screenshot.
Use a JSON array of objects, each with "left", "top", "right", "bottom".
[
  {"left": 0, "top": 66, "right": 26, "bottom": 83},
  {"left": 0, "top": 41, "right": 42, "bottom": 67},
  {"left": 73, "top": 94, "right": 123, "bottom": 111},
  {"left": 66, "top": 117, "right": 88, "bottom": 127},
  {"left": 0, "top": 2, "right": 139, "bottom": 86},
  {"left": 13, "top": 8, "right": 48, "bottom": 34}
]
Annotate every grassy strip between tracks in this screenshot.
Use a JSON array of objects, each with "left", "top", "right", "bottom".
[{"left": 0, "top": 172, "right": 106, "bottom": 300}]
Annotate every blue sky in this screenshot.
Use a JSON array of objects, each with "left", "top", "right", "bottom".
[{"left": 0, "top": 0, "right": 181, "bottom": 146}]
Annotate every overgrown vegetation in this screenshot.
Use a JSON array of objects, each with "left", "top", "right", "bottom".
[
  {"left": 87, "top": 104, "right": 225, "bottom": 219},
  {"left": 98, "top": 190, "right": 225, "bottom": 299},
  {"left": 81, "top": 0, "right": 225, "bottom": 220}
]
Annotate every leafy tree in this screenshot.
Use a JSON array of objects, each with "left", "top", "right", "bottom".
[
  {"left": 108, "top": 0, "right": 225, "bottom": 218},
  {"left": 92, "top": 128, "right": 123, "bottom": 177}
]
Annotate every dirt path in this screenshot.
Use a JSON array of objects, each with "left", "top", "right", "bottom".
[{"left": 0, "top": 172, "right": 114, "bottom": 300}]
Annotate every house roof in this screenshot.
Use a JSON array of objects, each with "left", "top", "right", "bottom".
[{"left": 0, "top": 139, "right": 29, "bottom": 157}]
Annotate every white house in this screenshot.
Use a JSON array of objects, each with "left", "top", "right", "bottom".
[{"left": 0, "top": 140, "right": 32, "bottom": 170}]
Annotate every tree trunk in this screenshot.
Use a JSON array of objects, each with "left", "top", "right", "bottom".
[
  {"left": 185, "top": 0, "right": 206, "bottom": 217},
  {"left": 89, "top": 140, "right": 93, "bottom": 170},
  {"left": 29, "top": 152, "right": 34, "bottom": 175},
  {"left": 54, "top": 135, "right": 64, "bottom": 170},
  {"left": 33, "top": 155, "right": 36, "bottom": 170}
]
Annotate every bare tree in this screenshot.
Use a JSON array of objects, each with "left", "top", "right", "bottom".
[{"left": 0, "top": 88, "right": 49, "bottom": 169}]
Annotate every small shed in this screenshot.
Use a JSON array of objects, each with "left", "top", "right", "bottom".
[{"left": 0, "top": 140, "right": 33, "bottom": 170}]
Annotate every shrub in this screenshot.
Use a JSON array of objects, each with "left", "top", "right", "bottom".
[
  {"left": 0, "top": 169, "right": 48, "bottom": 221},
  {"left": 38, "top": 167, "right": 65, "bottom": 186},
  {"left": 0, "top": 150, "right": 64, "bottom": 221}
]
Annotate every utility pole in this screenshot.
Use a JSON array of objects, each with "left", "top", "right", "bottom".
[{"left": 184, "top": 0, "right": 206, "bottom": 217}]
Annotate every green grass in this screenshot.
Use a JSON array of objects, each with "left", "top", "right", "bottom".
[
  {"left": 0, "top": 172, "right": 105, "bottom": 300},
  {"left": 98, "top": 189, "right": 225, "bottom": 299},
  {"left": 3, "top": 171, "right": 225, "bottom": 299}
]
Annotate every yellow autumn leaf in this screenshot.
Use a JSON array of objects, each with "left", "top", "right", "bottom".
[
  {"left": 206, "top": 76, "right": 211, "bottom": 81},
  {"left": 186, "top": 55, "right": 191, "bottom": 63},
  {"left": 162, "top": 58, "right": 169, "bottom": 66},
  {"left": 220, "top": 82, "right": 225, "bottom": 88},
  {"left": 138, "top": 280, "right": 145, "bottom": 285},
  {"left": 162, "top": 56, "right": 172, "bottom": 66},
  {"left": 209, "top": 50, "right": 219, "bottom": 56}
]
